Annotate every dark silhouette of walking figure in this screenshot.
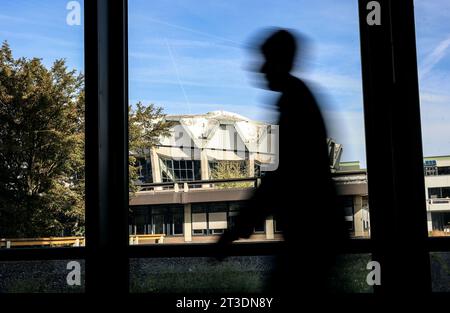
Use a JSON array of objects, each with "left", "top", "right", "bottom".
[{"left": 216, "top": 28, "right": 347, "bottom": 302}]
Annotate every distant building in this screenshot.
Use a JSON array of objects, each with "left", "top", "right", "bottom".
[
  {"left": 134, "top": 110, "right": 277, "bottom": 184},
  {"left": 333, "top": 161, "right": 369, "bottom": 238},
  {"left": 129, "top": 111, "right": 448, "bottom": 244},
  {"left": 424, "top": 156, "right": 450, "bottom": 233}
]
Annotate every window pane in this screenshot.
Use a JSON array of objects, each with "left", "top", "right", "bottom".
[
  {"left": 415, "top": 1, "right": 450, "bottom": 237},
  {"left": 153, "top": 215, "right": 165, "bottom": 234},
  {"left": 128, "top": 0, "right": 368, "bottom": 242},
  {"left": 173, "top": 213, "right": 184, "bottom": 235},
  {"left": 0, "top": 1, "right": 85, "bottom": 245}
]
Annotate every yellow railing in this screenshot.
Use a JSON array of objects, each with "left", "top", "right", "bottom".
[
  {"left": 0, "top": 234, "right": 165, "bottom": 248},
  {"left": 129, "top": 234, "right": 165, "bottom": 244},
  {"left": 0, "top": 236, "right": 84, "bottom": 248}
]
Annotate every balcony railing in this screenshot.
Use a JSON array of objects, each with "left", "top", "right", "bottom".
[
  {"left": 135, "top": 177, "right": 260, "bottom": 192},
  {"left": 427, "top": 198, "right": 450, "bottom": 211}
]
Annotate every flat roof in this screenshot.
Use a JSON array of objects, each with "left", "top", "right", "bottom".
[{"left": 423, "top": 155, "right": 450, "bottom": 161}]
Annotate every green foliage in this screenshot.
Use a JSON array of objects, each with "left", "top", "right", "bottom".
[
  {"left": 0, "top": 41, "right": 84, "bottom": 237},
  {"left": 210, "top": 161, "right": 253, "bottom": 188},
  {"left": 0, "top": 42, "right": 171, "bottom": 237},
  {"left": 128, "top": 102, "right": 173, "bottom": 193}
]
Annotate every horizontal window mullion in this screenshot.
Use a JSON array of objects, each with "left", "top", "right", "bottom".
[
  {"left": 127, "top": 239, "right": 375, "bottom": 258},
  {"left": 0, "top": 247, "right": 86, "bottom": 261}
]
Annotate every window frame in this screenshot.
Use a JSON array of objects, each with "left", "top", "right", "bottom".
[{"left": 0, "top": 0, "right": 449, "bottom": 300}]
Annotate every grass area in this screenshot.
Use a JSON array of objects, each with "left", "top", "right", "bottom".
[
  {"left": 4, "top": 253, "right": 446, "bottom": 293},
  {"left": 129, "top": 255, "right": 374, "bottom": 294},
  {"left": 329, "top": 254, "right": 373, "bottom": 293},
  {"left": 129, "top": 256, "right": 271, "bottom": 293},
  {"left": 430, "top": 252, "right": 450, "bottom": 292},
  {"left": 0, "top": 260, "right": 84, "bottom": 293}
]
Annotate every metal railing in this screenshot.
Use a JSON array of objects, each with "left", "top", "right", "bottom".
[
  {"left": 0, "top": 234, "right": 167, "bottom": 248},
  {"left": 0, "top": 237, "right": 85, "bottom": 248},
  {"left": 135, "top": 177, "right": 260, "bottom": 192},
  {"left": 428, "top": 198, "right": 450, "bottom": 204}
]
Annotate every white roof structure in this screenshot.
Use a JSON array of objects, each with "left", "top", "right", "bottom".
[{"left": 157, "top": 111, "right": 277, "bottom": 165}]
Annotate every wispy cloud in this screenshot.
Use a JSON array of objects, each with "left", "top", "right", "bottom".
[
  {"left": 419, "top": 35, "right": 450, "bottom": 78},
  {"left": 135, "top": 16, "right": 241, "bottom": 47}
]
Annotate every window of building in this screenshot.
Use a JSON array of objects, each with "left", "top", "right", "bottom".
[
  {"left": 208, "top": 208, "right": 228, "bottom": 235},
  {"left": 424, "top": 165, "right": 438, "bottom": 176},
  {"left": 191, "top": 202, "right": 266, "bottom": 236},
  {"left": 228, "top": 202, "right": 241, "bottom": 231},
  {"left": 428, "top": 187, "right": 450, "bottom": 199},
  {"left": 192, "top": 206, "right": 208, "bottom": 235},
  {"left": 438, "top": 166, "right": 450, "bottom": 176},
  {"left": 129, "top": 205, "right": 183, "bottom": 236},
  {"left": 161, "top": 159, "right": 201, "bottom": 182},
  {"left": 254, "top": 222, "right": 266, "bottom": 233},
  {"left": 273, "top": 215, "right": 283, "bottom": 233},
  {"left": 136, "top": 157, "right": 152, "bottom": 182},
  {"left": 172, "top": 211, "right": 184, "bottom": 235}
]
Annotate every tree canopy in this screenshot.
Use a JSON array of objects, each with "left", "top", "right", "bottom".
[
  {"left": 0, "top": 41, "right": 84, "bottom": 237},
  {"left": 210, "top": 161, "right": 253, "bottom": 189},
  {"left": 0, "top": 42, "right": 171, "bottom": 237},
  {"left": 128, "top": 102, "right": 173, "bottom": 192}
]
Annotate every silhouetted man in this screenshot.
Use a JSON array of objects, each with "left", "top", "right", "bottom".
[{"left": 216, "top": 29, "right": 347, "bottom": 301}]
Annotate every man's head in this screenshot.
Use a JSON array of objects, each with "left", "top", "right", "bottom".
[{"left": 260, "top": 29, "right": 297, "bottom": 91}]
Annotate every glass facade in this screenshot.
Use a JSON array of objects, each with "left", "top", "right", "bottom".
[
  {"left": 161, "top": 159, "right": 201, "bottom": 182},
  {"left": 130, "top": 205, "right": 184, "bottom": 236}
]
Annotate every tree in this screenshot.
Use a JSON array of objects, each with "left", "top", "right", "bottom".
[
  {"left": 210, "top": 161, "right": 253, "bottom": 189},
  {"left": 0, "top": 42, "right": 170, "bottom": 238},
  {"left": 0, "top": 41, "right": 84, "bottom": 237},
  {"left": 128, "top": 102, "right": 173, "bottom": 193}
]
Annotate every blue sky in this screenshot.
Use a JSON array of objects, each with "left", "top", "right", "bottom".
[
  {"left": 1, "top": 0, "right": 449, "bottom": 166},
  {"left": 128, "top": 0, "right": 366, "bottom": 165}
]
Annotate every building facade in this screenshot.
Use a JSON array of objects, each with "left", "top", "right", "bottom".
[
  {"left": 424, "top": 156, "right": 450, "bottom": 234},
  {"left": 134, "top": 111, "right": 278, "bottom": 185},
  {"left": 129, "top": 111, "right": 450, "bottom": 243},
  {"left": 129, "top": 111, "right": 371, "bottom": 243}
]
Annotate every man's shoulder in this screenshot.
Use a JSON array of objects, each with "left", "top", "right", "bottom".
[{"left": 285, "top": 75, "right": 317, "bottom": 103}]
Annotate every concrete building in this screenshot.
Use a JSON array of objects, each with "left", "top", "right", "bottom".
[
  {"left": 134, "top": 110, "right": 278, "bottom": 185},
  {"left": 129, "top": 111, "right": 370, "bottom": 243},
  {"left": 424, "top": 156, "right": 450, "bottom": 234},
  {"left": 333, "top": 161, "right": 370, "bottom": 238},
  {"left": 130, "top": 111, "right": 450, "bottom": 241}
]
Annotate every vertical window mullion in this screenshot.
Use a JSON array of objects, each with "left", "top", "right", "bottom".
[
  {"left": 84, "top": 0, "right": 129, "bottom": 295},
  {"left": 358, "top": 0, "right": 431, "bottom": 296}
]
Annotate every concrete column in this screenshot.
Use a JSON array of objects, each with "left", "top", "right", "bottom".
[
  {"left": 265, "top": 216, "right": 275, "bottom": 240},
  {"left": 200, "top": 149, "right": 209, "bottom": 180},
  {"left": 248, "top": 153, "right": 255, "bottom": 177},
  {"left": 184, "top": 203, "right": 192, "bottom": 242},
  {"left": 427, "top": 212, "right": 433, "bottom": 232},
  {"left": 353, "top": 195, "right": 364, "bottom": 237},
  {"left": 200, "top": 149, "right": 210, "bottom": 188},
  {"left": 150, "top": 147, "right": 161, "bottom": 183}
]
